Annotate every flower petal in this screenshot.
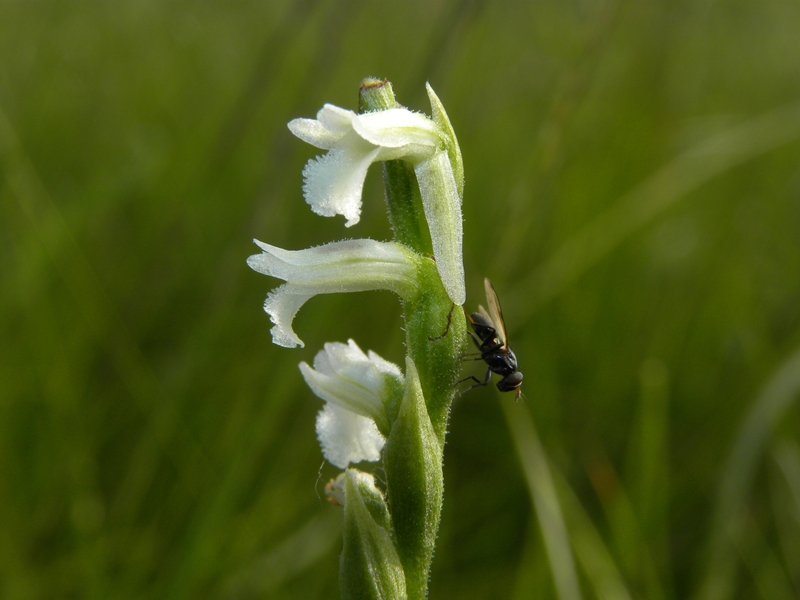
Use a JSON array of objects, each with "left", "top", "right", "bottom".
[
  {"left": 316, "top": 104, "right": 355, "bottom": 134},
  {"left": 288, "top": 102, "right": 442, "bottom": 226},
  {"left": 248, "top": 239, "right": 418, "bottom": 293},
  {"left": 316, "top": 403, "right": 385, "bottom": 469},
  {"left": 321, "top": 340, "right": 398, "bottom": 391},
  {"left": 367, "top": 350, "right": 404, "bottom": 378},
  {"left": 287, "top": 104, "right": 357, "bottom": 149},
  {"left": 300, "top": 359, "right": 390, "bottom": 431},
  {"left": 352, "top": 108, "right": 440, "bottom": 150},
  {"left": 301, "top": 146, "right": 380, "bottom": 227},
  {"left": 287, "top": 117, "right": 343, "bottom": 150},
  {"left": 299, "top": 340, "right": 403, "bottom": 433}
]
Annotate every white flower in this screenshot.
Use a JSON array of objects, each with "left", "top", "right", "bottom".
[
  {"left": 300, "top": 340, "right": 405, "bottom": 468},
  {"left": 247, "top": 239, "right": 419, "bottom": 348},
  {"left": 286, "top": 86, "right": 466, "bottom": 305},
  {"left": 288, "top": 105, "right": 441, "bottom": 227}
]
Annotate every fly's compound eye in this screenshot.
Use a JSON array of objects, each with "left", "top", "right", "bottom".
[{"left": 497, "top": 371, "right": 523, "bottom": 392}]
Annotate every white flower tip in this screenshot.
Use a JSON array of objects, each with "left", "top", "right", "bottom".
[
  {"left": 270, "top": 326, "right": 304, "bottom": 349},
  {"left": 288, "top": 106, "right": 354, "bottom": 148},
  {"left": 298, "top": 360, "right": 313, "bottom": 379},
  {"left": 263, "top": 286, "right": 309, "bottom": 348},
  {"left": 287, "top": 118, "right": 331, "bottom": 149}
]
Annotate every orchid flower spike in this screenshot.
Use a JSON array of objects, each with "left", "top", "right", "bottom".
[
  {"left": 247, "top": 239, "right": 419, "bottom": 348},
  {"left": 300, "top": 340, "right": 405, "bottom": 468}
]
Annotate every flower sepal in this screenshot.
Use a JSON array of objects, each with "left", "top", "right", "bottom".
[{"left": 425, "top": 83, "right": 464, "bottom": 198}]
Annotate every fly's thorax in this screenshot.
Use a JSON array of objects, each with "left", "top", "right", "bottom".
[{"left": 483, "top": 348, "right": 516, "bottom": 376}]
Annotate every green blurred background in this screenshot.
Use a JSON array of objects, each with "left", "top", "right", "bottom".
[{"left": 2, "top": 0, "right": 800, "bottom": 598}]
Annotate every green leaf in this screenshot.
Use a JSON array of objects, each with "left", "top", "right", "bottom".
[
  {"left": 340, "top": 469, "right": 407, "bottom": 600},
  {"left": 383, "top": 358, "right": 444, "bottom": 600}
]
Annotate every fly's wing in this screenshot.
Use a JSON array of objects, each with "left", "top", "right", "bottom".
[
  {"left": 483, "top": 278, "right": 507, "bottom": 348},
  {"left": 477, "top": 305, "right": 492, "bottom": 323}
]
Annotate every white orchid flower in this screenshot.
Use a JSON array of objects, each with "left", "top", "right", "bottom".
[
  {"left": 288, "top": 105, "right": 441, "bottom": 228},
  {"left": 300, "top": 340, "right": 405, "bottom": 468},
  {"left": 247, "top": 239, "right": 419, "bottom": 348},
  {"left": 286, "top": 86, "right": 466, "bottom": 305}
]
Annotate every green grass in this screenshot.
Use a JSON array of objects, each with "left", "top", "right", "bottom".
[{"left": 2, "top": 0, "right": 800, "bottom": 598}]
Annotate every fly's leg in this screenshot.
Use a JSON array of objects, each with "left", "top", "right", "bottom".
[
  {"left": 467, "top": 331, "right": 485, "bottom": 350},
  {"left": 462, "top": 334, "right": 492, "bottom": 361},
  {"left": 456, "top": 368, "right": 492, "bottom": 396},
  {"left": 428, "top": 303, "right": 456, "bottom": 341}
]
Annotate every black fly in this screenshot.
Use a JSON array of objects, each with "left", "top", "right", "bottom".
[{"left": 459, "top": 278, "right": 523, "bottom": 400}]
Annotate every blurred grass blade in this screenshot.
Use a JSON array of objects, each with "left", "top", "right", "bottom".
[
  {"left": 0, "top": 103, "right": 205, "bottom": 524},
  {"left": 769, "top": 442, "right": 800, "bottom": 590},
  {"left": 550, "top": 468, "right": 633, "bottom": 600},
  {"left": 696, "top": 345, "right": 800, "bottom": 600},
  {"left": 736, "top": 512, "right": 795, "bottom": 600},
  {"left": 636, "top": 358, "right": 670, "bottom": 539},
  {"left": 500, "top": 400, "right": 583, "bottom": 600},
  {"left": 511, "top": 101, "right": 800, "bottom": 319},
  {"left": 586, "top": 453, "right": 667, "bottom": 600}
]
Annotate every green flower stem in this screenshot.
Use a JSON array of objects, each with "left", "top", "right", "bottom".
[
  {"left": 360, "top": 78, "right": 468, "bottom": 600},
  {"left": 359, "top": 78, "right": 432, "bottom": 255},
  {"left": 403, "top": 259, "right": 466, "bottom": 443},
  {"left": 358, "top": 77, "right": 396, "bottom": 113},
  {"left": 381, "top": 159, "right": 432, "bottom": 255}
]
